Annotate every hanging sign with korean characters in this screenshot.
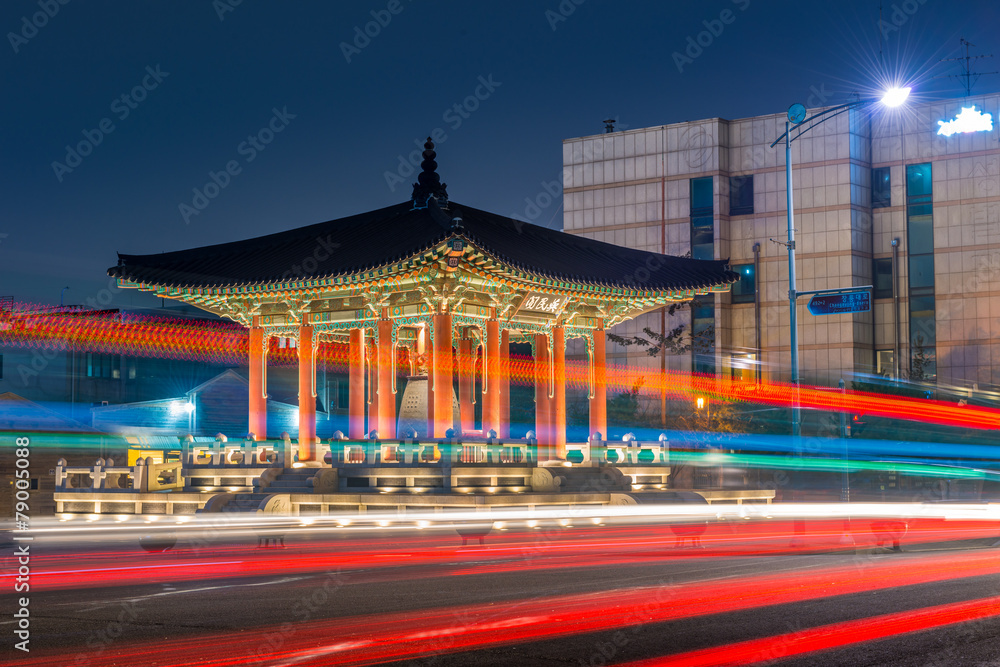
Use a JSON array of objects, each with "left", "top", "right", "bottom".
[{"left": 516, "top": 292, "right": 568, "bottom": 317}]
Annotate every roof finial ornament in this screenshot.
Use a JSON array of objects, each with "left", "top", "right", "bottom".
[{"left": 411, "top": 136, "right": 449, "bottom": 210}]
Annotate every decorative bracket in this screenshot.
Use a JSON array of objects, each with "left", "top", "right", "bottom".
[
  {"left": 361, "top": 285, "right": 388, "bottom": 317},
  {"left": 584, "top": 336, "right": 596, "bottom": 400}
]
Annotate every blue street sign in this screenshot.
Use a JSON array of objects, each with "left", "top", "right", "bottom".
[{"left": 807, "top": 291, "right": 871, "bottom": 316}]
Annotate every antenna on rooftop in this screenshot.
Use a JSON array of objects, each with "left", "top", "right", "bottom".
[
  {"left": 938, "top": 38, "right": 997, "bottom": 97},
  {"left": 603, "top": 118, "right": 616, "bottom": 133}
]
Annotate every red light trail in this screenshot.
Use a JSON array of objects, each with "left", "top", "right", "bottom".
[
  {"left": 14, "top": 517, "right": 1000, "bottom": 592},
  {"left": 4, "top": 301, "right": 1000, "bottom": 430},
  {"left": 622, "top": 596, "right": 1000, "bottom": 666},
  {"left": 16, "top": 548, "right": 1000, "bottom": 666}
]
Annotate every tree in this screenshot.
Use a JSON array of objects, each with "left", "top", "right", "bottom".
[
  {"left": 607, "top": 378, "right": 643, "bottom": 426},
  {"left": 909, "top": 333, "right": 932, "bottom": 381},
  {"left": 605, "top": 299, "right": 715, "bottom": 358}
]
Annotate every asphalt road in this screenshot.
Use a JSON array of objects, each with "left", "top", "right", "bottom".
[{"left": 5, "top": 526, "right": 1000, "bottom": 666}]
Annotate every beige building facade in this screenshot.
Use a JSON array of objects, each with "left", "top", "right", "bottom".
[{"left": 563, "top": 92, "right": 1000, "bottom": 390}]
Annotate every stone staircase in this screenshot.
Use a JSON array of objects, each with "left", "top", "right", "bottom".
[
  {"left": 222, "top": 469, "right": 316, "bottom": 513},
  {"left": 262, "top": 469, "right": 316, "bottom": 494},
  {"left": 531, "top": 465, "right": 631, "bottom": 493},
  {"left": 556, "top": 465, "right": 631, "bottom": 492}
]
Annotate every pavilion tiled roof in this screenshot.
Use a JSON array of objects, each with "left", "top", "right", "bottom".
[{"left": 109, "top": 139, "right": 737, "bottom": 293}]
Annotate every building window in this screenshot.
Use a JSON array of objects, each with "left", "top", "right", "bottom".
[
  {"left": 872, "top": 167, "right": 891, "bottom": 208},
  {"left": 873, "top": 258, "right": 893, "bottom": 299},
  {"left": 692, "top": 296, "right": 716, "bottom": 375},
  {"left": 730, "top": 353, "right": 755, "bottom": 381},
  {"left": 690, "top": 177, "right": 716, "bottom": 375},
  {"left": 730, "top": 263, "right": 756, "bottom": 303},
  {"left": 690, "top": 177, "right": 714, "bottom": 260},
  {"left": 86, "top": 353, "right": 119, "bottom": 378},
  {"left": 876, "top": 350, "right": 894, "bottom": 377},
  {"left": 906, "top": 163, "right": 936, "bottom": 381},
  {"left": 729, "top": 175, "right": 754, "bottom": 215},
  {"left": 691, "top": 177, "right": 713, "bottom": 211}
]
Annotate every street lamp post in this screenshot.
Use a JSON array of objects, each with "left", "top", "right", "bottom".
[
  {"left": 783, "top": 116, "right": 800, "bottom": 437},
  {"left": 771, "top": 87, "right": 909, "bottom": 437}
]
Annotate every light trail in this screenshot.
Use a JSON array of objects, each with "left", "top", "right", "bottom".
[
  {"left": 14, "top": 503, "right": 1000, "bottom": 594},
  {"left": 16, "top": 549, "right": 1000, "bottom": 666},
  {"left": 620, "top": 595, "right": 1000, "bottom": 666},
  {"left": 5, "top": 301, "right": 1000, "bottom": 432}
]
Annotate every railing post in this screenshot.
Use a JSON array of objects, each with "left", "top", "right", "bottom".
[
  {"left": 213, "top": 434, "right": 227, "bottom": 466},
  {"left": 134, "top": 458, "right": 148, "bottom": 492},
  {"left": 90, "top": 459, "right": 107, "bottom": 489}
]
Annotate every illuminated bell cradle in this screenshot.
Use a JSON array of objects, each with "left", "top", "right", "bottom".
[{"left": 108, "top": 136, "right": 738, "bottom": 462}]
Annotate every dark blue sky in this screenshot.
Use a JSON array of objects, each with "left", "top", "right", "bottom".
[{"left": 3, "top": 0, "right": 998, "bottom": 307}]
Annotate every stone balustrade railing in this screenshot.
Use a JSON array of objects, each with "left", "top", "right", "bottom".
[
  {"left": 327, "top": 436, "right": 539, "bottom": 466},
  {"left": 582, "top": 433, "right": 670, "bottom": 466},
  {"left": 54, "top": 457, "right": 185, "bottom": 492},
  {"left": 182, "top": 434, "right": 290, "bottom": 468},
  {"left": 324, "top": 433, "right": 669, "bottom": 467}
]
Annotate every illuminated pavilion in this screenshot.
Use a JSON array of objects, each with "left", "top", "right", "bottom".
[{"left": 109, "top": 140, "right": 737, "bottom": 461}]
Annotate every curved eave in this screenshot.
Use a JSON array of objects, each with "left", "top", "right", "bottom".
[{"left": 114, "top": 232, "right": 737, "bottom": 302}]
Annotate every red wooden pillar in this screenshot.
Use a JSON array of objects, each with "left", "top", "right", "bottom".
[
  {"left": 499, "top": 329, "right": 510, "bottom": 438},
  {"left": 377, "top": 312, "right": 396, "bottom": 439},
  {"left": 553, "top": 324, "right": 566, "bottom": 459},
  {"left": 590, "top": 320, "right": 607, "bottom": 439},
  {"left": 348, "top": 328, "right": 365, "bottom": 439},
  {"left": 248, "top": 318, "right": 267, "bottom": 439},
  {"left": 458, "top": 334, "right": 474, "bottom": 434},
  {"left": 433, "top": 311, "right": 453, "bottom": 438},
  {"left": 297, "top": 316, "right": 316, "bottom": 461},
  {"left": 534, "top": 333, "right": 552, "bottom": 458},
  {"left": 367, "top": 339, "right": 378, "bottom": 437},
  {"left": 425, "top": 325, "right": 435, "bottom": 440},
  {"left": 484, "top": 317, "right": 500, "bottom": 436}
]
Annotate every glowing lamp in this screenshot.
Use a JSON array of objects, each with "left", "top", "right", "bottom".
[
  {"left": 880, "top": 87, "right": 910, "bottom": 108},
  {"left": 170, "top": 401, "right": 195, "bottom": 416}
]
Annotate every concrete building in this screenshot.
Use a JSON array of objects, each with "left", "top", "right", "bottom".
[{"left": 563, "top": 92, "right": 1000, "bottom": 392}]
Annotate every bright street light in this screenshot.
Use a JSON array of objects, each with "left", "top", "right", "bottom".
[
  {"left": 880, "top": 86, "right": 911, "bottom": 108},
  {"left": 771, "top": 86, "right": 910, "bottom": 437}
]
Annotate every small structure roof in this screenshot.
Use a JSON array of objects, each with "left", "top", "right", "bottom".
[{"left": 109, "top": 140, "right": 735, "bottom": 294}]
